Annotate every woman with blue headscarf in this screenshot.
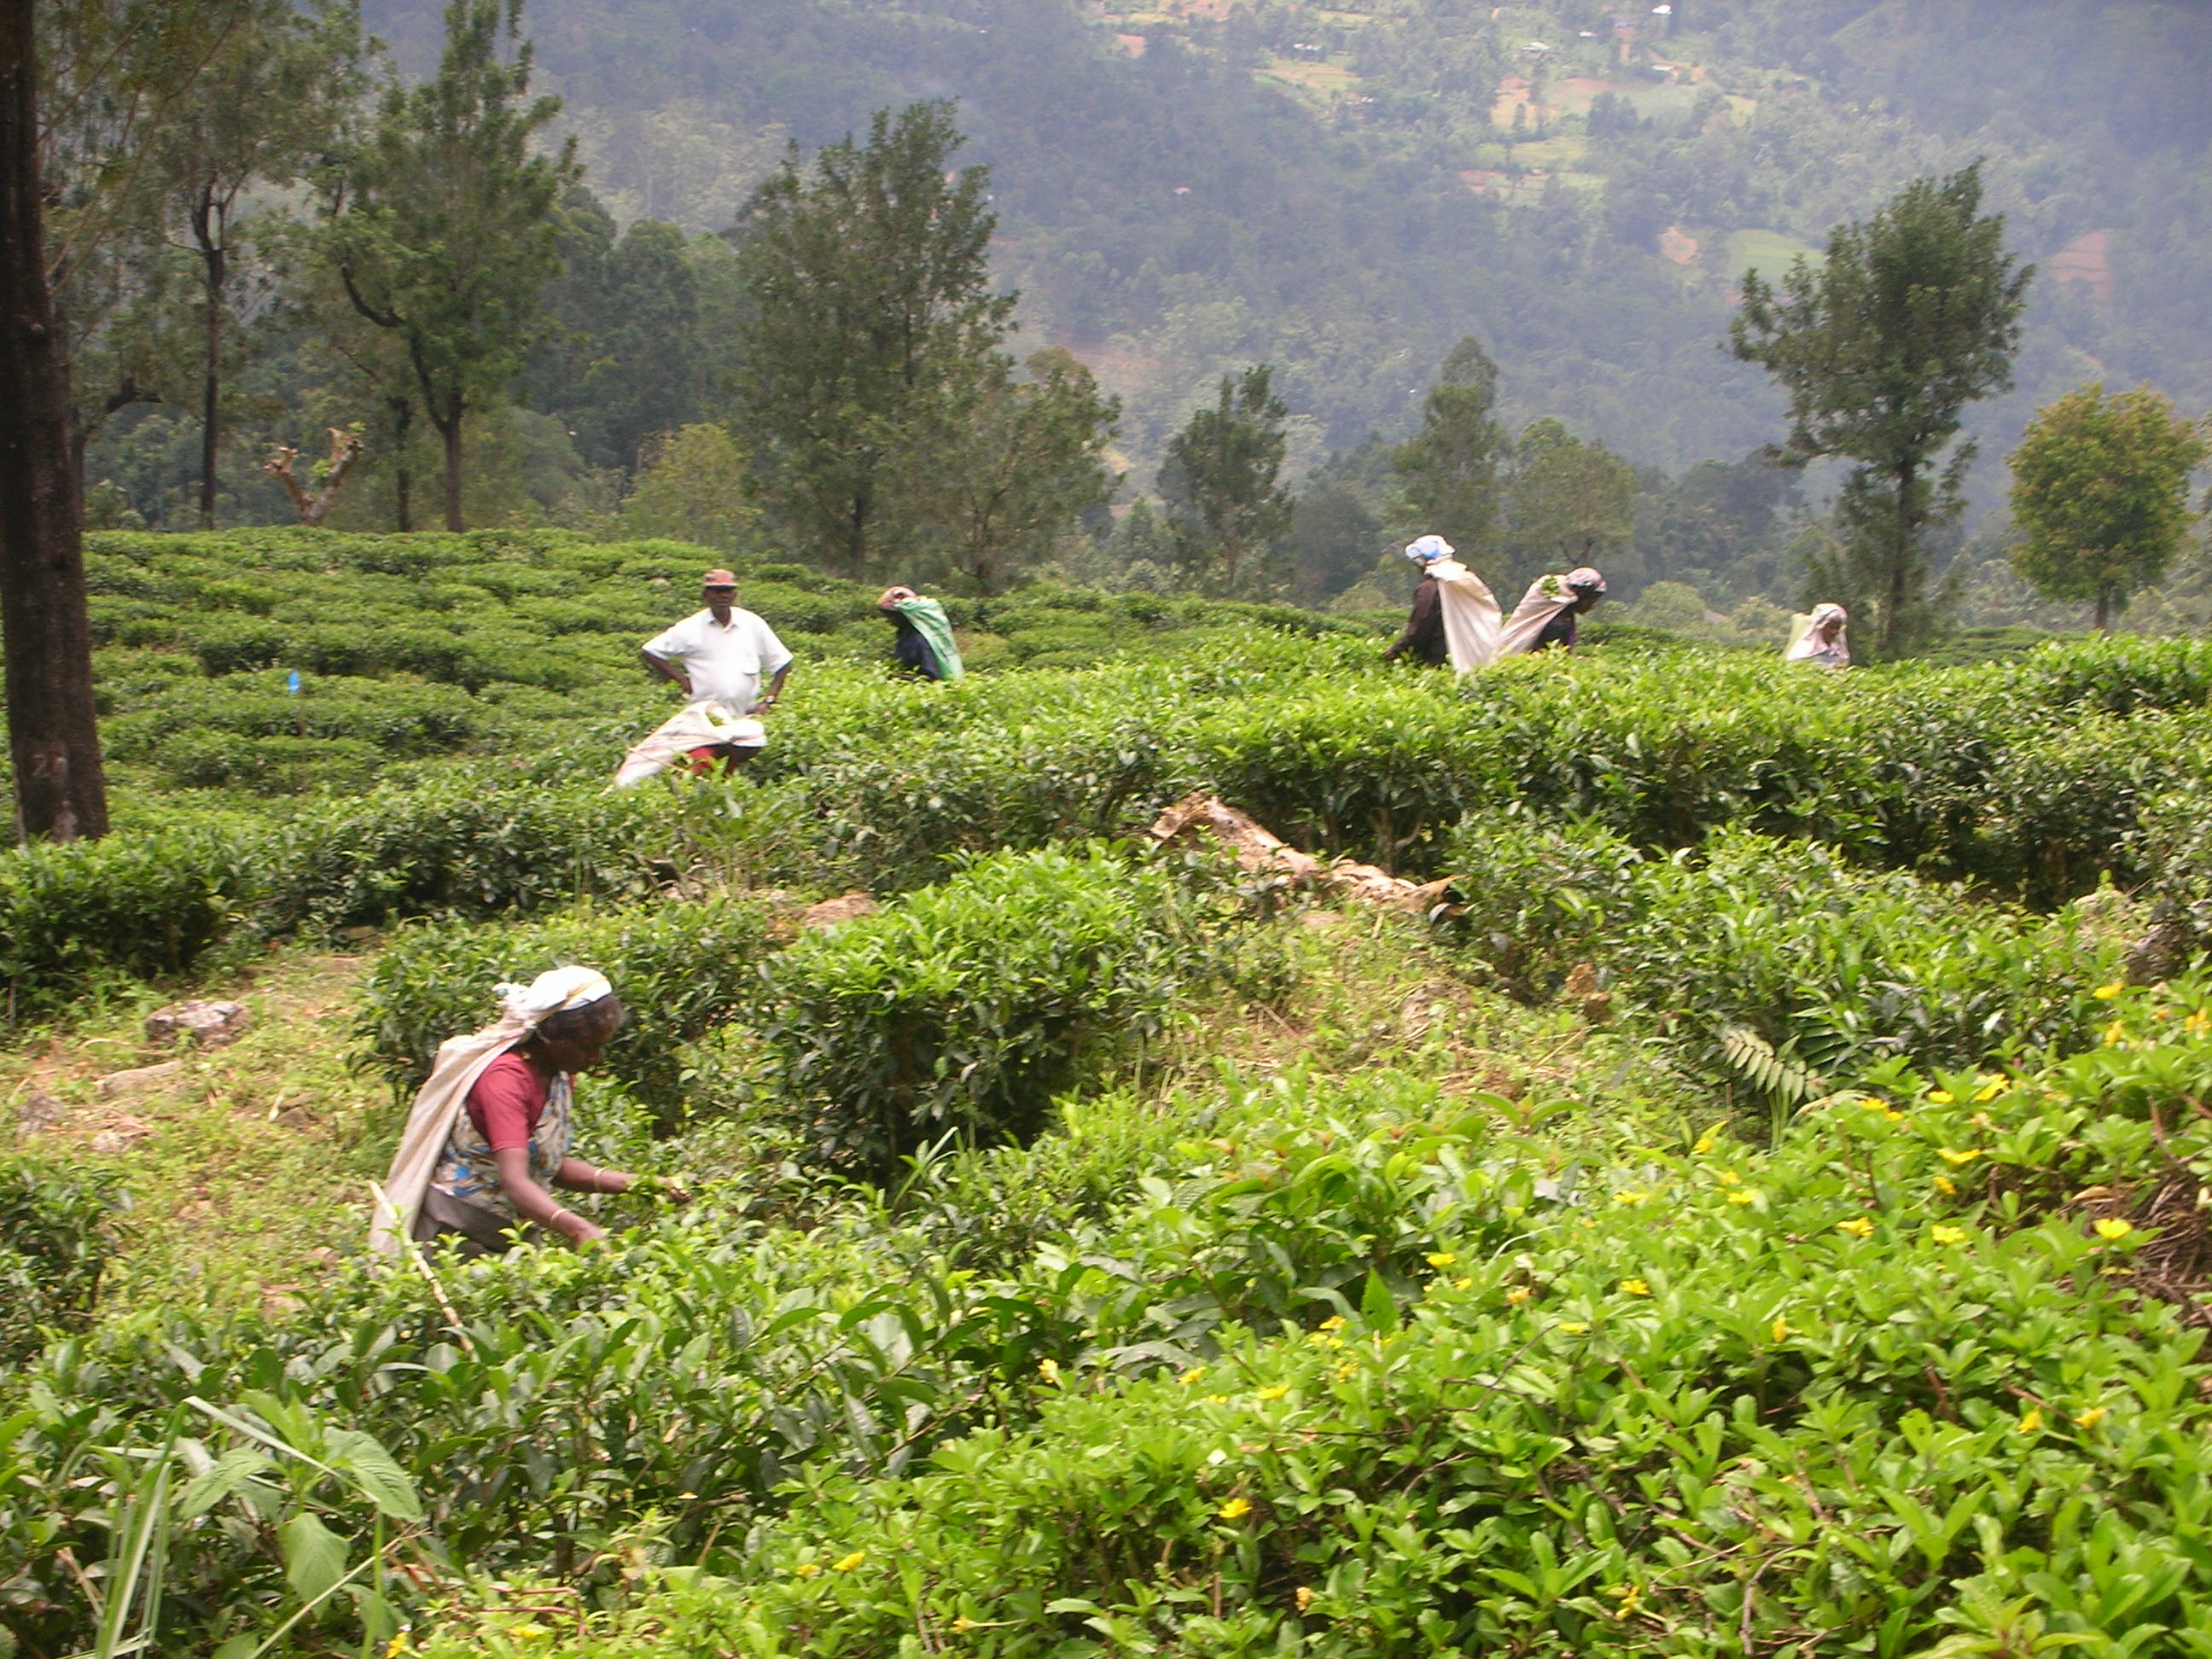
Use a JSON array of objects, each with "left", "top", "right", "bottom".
[{"left": 1384, "top": 535, "right": 1502, "bottom": 672}]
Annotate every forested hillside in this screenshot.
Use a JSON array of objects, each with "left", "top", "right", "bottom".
[{"left": 352, "top": 0, "right": 2212, "bottom": 480}]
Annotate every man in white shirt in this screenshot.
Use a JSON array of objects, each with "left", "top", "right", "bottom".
[{"left": 638, "top": 568, "right": 794, "bottom": 714}]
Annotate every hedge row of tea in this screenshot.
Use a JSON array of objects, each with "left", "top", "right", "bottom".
[
  {"left": 19, "top": 626, "right": 2212, "bottom": 1019},
  {"left": 13, "top": 972, "right": 2212, "bottom": 1657},
  {"left": 84, "top": 527, "right": 1365, "bottom": 795}
]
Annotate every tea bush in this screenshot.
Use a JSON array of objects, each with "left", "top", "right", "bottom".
[
  {"left": 21, "top": 972, "right": 2212, "bottom": 1659},
  {"left": 0, "top": 822, "right": 251, "bottom": 1017},
  {"left": 357, "top": 892, "right": 773, "bottom": 1121},
  {"left": 408, "top": 988, "right": 2212, "bottom": 1659},
  {"left": 1447, "top": 818, "right": 2124, "bottom": 1095},
  {"left": 756, "top": 844, "right": 1236, "bottom": 1173},
  {"left": 0, "top": 1157, "right": 127, "bottom": 1369}
]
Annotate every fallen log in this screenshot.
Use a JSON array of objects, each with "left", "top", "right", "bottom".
[{"left": 1146, "top": 791, "right": 1458, "bottom": 917}]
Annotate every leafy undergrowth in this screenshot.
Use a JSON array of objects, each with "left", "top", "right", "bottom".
[
  {"left": 416, "top": 987, "right": 2212, "bottom": 1659},
  {"left": 20, "top": 622, "right": 2212, "bottom": 1655}
]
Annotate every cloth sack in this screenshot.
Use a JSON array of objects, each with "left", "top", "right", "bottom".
[
  {"left": 613, "top": 700, "right": 766, "bottom": 788},
  {"left": 1426, "top": 558, "right": 1503, "bottom": 672},
  {"left": 367, "top": 966, "right": 613, "bottom": 1257},
  {"left": 1499, "top": 570, "right": 1600, "bottom": 656},
  {"left": 891, "top": 596, "right": 964, "bottom": 680}
]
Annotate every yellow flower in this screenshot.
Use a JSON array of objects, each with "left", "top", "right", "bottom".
[
  {"left": 1973, "top": 1076, "right": 2010, "bottom": 1103},
  {"left": 1179, "top": 1365, "right": 1208, "bottom": 1386},
  {"left": 833, "top": 1551, "right": 866, "bottom": 1573},
  {"left": 1038, "top": 1357, "right": 1061, "bottom": 1384},
  {"left": 1608, "top": 1583, "right": 1641, "bottom": 1619},
  {"left": 2095, "top": 1218, "right": 2135, "bottom": 1242},
  {"left": 1934, "top": 1174, "right": 1958, "bottom": 1196},
  {"left": 1860, "top": 1097, "right": 1889, "bottom": 1113},
  {"left": 1425, "top": 1251, "right": 1458, "bottom": 1268},
  {"left": 1770, "top": 1317, "right": 1790, "bottom": 1342},
  {"left": 2017, "top": 1407, "right": 2042, "bottom": 1435},
  {"left": 1727, "top": 1190, "right": 1756, "bottom": 1206},
  {"left": 1505, "top": 1285, "right": 1532, "bottom": 1305},
  {"left": 2186, "top": 1009, "right": 2209, "bottom": 1035},
  {"left": 795, "top": 1563, "right": 822, "bottom": 1579},
  {"left": 1558, "top": 1321, "right": 1590, "bottom": 1335},
  {"left": 1837, "top": 1217, "right": 1875, "bottom": 1238},
  {"left": 1619, "top": 1278, "right": 1650, "bottom": 1296},
  {"left": 1714, "top": 1169, "right": 1742, "bottom": 1187},
  {"left": 1218, "top": 1496, "right": 1253, "bottom": 1520},
  {"left": 1926, "top": 1090, "right": 1954, "bottom": 1105},
  {"left": 952, "top": 1616, "right": 975, "bottom": 1634},
  {"left": 1334, "top": 1362, "right": 1357, "bottom": 1381},
  {"left": 1203, "top": 1393, "right": 1228, "bottom": 1403},
  {"left": 2075, "top": 1406, "right": 2107, "bottom": 1429},
  {"left": 1693, "top": 1123, "right": 1723, "bottom": 1155},
  {"left": 1318, "top": 1316, "right": 1346, "bottom": 1331},
  {"left": 1255, "top": 1384, "right": 1289, "bottom": 1402},
  {"left": 1884, "top": 1109, "right": 1906, "bottom": 1124},
  {"left": 512, "top": 1625, "right": 550, "bottom": 1641},
  {"left": 1295, "top": 1586, "right": 1316, "bottom": 1612},
  {"left": 1615, "top": 1190, "right": 1650, "bottom": 1207},
  {"left": 1931, "top": 1224, "right": 1967, "bottom": 1245},
  {"left": 387, "top": 1636, "right": 411, "bottom": 1659},
  {"left": 1938, "top": 1148, "right": 1982, "bottom": 1166},
  {"left": 2093, "top": 981, "right": 2124, "bottom": 1001},
  {"left": 1453, "top": 1276, "right": 1473, "bottom": 1290},
  {"left": 2104, "top": 1020, "right": 2127, "bottom": 1046}
]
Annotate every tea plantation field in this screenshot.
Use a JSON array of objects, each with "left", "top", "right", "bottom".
[{"left": 11, "top": 529, "right": 2212, "bottom": 1657}]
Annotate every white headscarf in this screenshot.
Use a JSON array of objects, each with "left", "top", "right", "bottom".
[
  {"left": 1405, "top": 534, "right": 1455, "bottom": 564},
  {"left": 368, "top": 967, "right": 614, "bottom": 1256}
]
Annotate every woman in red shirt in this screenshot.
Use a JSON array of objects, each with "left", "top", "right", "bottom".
[{"left": 412, "top": 982, "right": 683, "bottom": 1256}]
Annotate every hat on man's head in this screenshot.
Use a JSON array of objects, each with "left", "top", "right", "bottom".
[
  {"left": 1565, "top": 567, "right": 1607, "bottom": 593},
  {"left": 702, "top": 568, "right": 739, "bottom": 587}
]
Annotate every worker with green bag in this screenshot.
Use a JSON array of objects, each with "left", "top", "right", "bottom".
[{"left": 877, "top": 585, "right": 965, "bottom": 681}]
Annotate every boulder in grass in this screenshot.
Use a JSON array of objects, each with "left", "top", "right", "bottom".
[
  {"left": 144, "top": 999, "right": 249, "bottom": 1049},
  {"left": 799, "top": 892, "right": 878, "bottom": 930}
]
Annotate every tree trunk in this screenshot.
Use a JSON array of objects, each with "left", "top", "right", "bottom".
[
  {"left": 847, "top": 492, "right": 869, "bottom": 581},
  {"left": 388, "top": 394, "right": 413, "bottom": 531},
  {"left": 439, "top": 410, "right": 463, "bottom": 532},
  {"left": 0, "top": 0, "right": 110, "bottom": 841},
  {"left": 197, "top": 238, "right": 225, "bottom": 529},
  {"left": 1884, "top": 457, "right": 1916, "bottom": 657},
  {"left": 2094, "top": 590, "right": 2111, "bottom": 633}
]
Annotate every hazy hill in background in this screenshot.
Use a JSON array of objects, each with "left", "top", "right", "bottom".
[{"left": 360, "top": 0, "right": 2212, "bottom": 509}]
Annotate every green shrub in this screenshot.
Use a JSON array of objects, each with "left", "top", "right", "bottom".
[
  {"left": 251, "top": 776, "right": 699, "bottom": 936},
  {"left": 0, "top": 825, "right": 248, "bottom": 1017},
  {"left": 355, "top": 892, "right": 772, "bottom": 1122},
  {"left": 1446, "top": 818, "right": 2123, "bottom": 1096},
  {"left": 0, "top": 1157, "right": 127, "bottom": 1369},
  {"left": 414, "top": 1004, "right": 2212, "bottom": 1659},
  {"left": 756, "top": 844, "right": 1225, "bottom": 1173}
]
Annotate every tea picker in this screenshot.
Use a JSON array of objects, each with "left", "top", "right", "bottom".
[
  {"left": 1499, "top": 567, "right": 1607, "bottom": 655},
  {"left": 370, "top": 967, "right": 689, "bottom": 1259},
  {"left": 620, "top": 567, "right": 795, "bottom": 784},
  {"left": 877, "top": 585, "right": 964, "bottom": 681},
  {"left": 1383, "top": 535, "right": 1503, "bottom": 672},
  {"left": 1785, "top": 602, "right": 1851, "bottom": 668}
]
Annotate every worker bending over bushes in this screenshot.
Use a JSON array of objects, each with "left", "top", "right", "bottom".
[{"left": 371, "top": 966, "right": 687, "bottom": 1258}]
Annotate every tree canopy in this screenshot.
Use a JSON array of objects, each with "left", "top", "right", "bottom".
[
  {"left": 1730, "top": 164, "right": 2031, "bottom": 655},
  {"left": 2009, "top": 384, "right": 2208, "bottom": 631}
]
